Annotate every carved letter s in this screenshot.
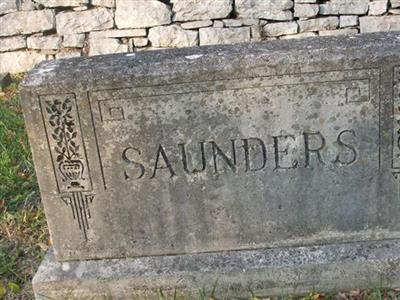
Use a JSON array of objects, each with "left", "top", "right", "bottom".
[{"left": 122, "top": 147, "right": 145, "bottom": 180}]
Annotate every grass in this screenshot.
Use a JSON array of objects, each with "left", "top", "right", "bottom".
[
  {"left": 0, "top": 76, "right": 49, "bottom": 299},
  {"left": 0, "top": 78, "right": 399, "bottom": 300}
]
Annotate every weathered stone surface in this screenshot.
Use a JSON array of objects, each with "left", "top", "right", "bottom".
[
  {"left": 21, "top": 33, "right": 400, "bottom": 262},
  {"left": 63, "top": 33, "right": 85, "bottom": 48},
  {"left": 0, "top": 10, "right": 55, "bottom": 37},
  {"left": 88, "top": 38, "right": 128, "bottom": 56},
  {"left": 56, "top": 8, "right": 113, "bottom": 34},
  {"left": 340, "top": 15, "right": 359, "bottom": 28},
  {"left": 263, "top": 21, "right": 298, "bottom": 37},
  {"left": 389, "top": 8, "right": 400, "bottom": 13},
  {"left": 294, "top": 3, "right": 319, "bottom": 18},
  {"left": 172, "top": 0, "right": 232, "bottom": 22},
  {"left": 0, "top": 50, "right": 45, "bottom": 73},
  {"left": 319, "top": 0, "right": 369, "bottom": 15},
  {"left": 298, "top": 17, "right": 339, "bottom": 32},
  {"left": 181, "top": 20, "right": 213, "bottom": 29},
  {"left": 34, "top": 0, "right": 88, "bottom": 7},
  {"left": 56, "top": 49, "right": 82, "bottom": 59},
  {"left": 369, "top": 0, "right": 388, "bottom": 15},
  {"left": 32, "top": 240, "right": 400, "bottom": 299},
  {"left": 280, "top": 32, "right": 317, "bottom": 39},
  {"left": 295, "top": 0, "right": 317, "bottom": 2},
  {"left": 223, "top": 19, "right": 243, "bottom": 27},
  {"left": 27, "top": 35, "right": 62, "bottom": 50},
  {"left": 149, "top": 25, "right": 198, "bottom": 48},
  {"left": 360, "top": 16, "right": 400, "bottom": 32},
  {"left": 0, "top": 0, "right": 17, "bottom": 15},
  {"left": 91, "top": 0, "right": 115, "bottom": 7},
  {"left": 392, "top": 0, "right": 400, "bottom": 8},
  {"left": 199, "top": 27, "right": 250, "bottom": 45},
  {"left": 115, "top": 0, "right": 171, "bottom": 29},
  {"left": 236, "top": 0, "right": 293, "bottom": 20},
  {"left": 132, "top": 37, "right": 148, "bottom": 48},
  {"left": 213, "top": 20, "right": 224, "bottom": 28},
  {"left": 0, "top": 36, "right": 26, "bottom": 52},
  {"left": 318, "top": 28, "right": 358, "bottom": 36},
  {"left": 89, "top": 29, "right": 146, "bottom": 39},
  {"left": 18, "top": 0, "right": 37, "bottom": 10}
]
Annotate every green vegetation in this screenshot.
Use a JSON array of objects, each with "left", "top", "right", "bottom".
[
  {"left": 0, "top": 77, "right": 49, "bottom": 299},
  {"left": 0, "top": 78, "right": 399, "bottom": 299}
]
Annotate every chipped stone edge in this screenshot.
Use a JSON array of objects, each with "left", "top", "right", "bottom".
[{"left": 33, "top": 239, "right": 400, "bottom": 299}]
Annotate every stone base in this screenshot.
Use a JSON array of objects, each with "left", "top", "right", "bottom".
[{"left": 33, "top": 240, "right": 400, "bottom": 299}]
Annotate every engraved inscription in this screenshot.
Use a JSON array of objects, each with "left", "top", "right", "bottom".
[
  {"left": 89, "top": 68, "right": 380, "bottom": 188},
  {"left": 40, "top": 94, "right": 94, "bottom": 240}
]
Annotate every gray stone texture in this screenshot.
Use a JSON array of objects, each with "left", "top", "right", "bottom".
[
  {"left": 62, "top": 33, "right": 85, "bottom": 48},
  {"left": 359, "top": 16, "right": 400, "bottom": 32},
  {"left": 171, "top": 0, "right": 233, "bottom": 22},
  {"left": 56, "top": 8, "right": 113, "bottom": 34},
  {"left": 0, "top": 10, "right": 55, "bottom": 37},
  {"left": 148, "top": 25, "right": 198, "bottom": 48},
  {"left": 34, "top": 0, "right": 89, "bottom": 7},
  {"left": 33, "top": 240, "right": 400, "bottom": 299},
  {"left": 181, "top": 20, "right": 213, "bottom": 29},
  {"left": 319, "top": 0, "right": 369, "bottom": 15},
  {"left": 21, "top": 33, "right": 400, "bottom": 263},
  {"left": 236, "top": 0, "right": 294, "bottom": 20},
  {"left": 298, "top": 16, "right": 339, "bottom": 32},
  {"left": 0, "top": 36, "right": 26, "bottom": 52},
  {"left": 0, "top": 50, "right": 45, "bottom": 73},
  {"left": 88, "top": 38, "right": 128, "bottom": 56},
  {"left": 340, "top": 15, "right": 359, "bottom": 28},
  {"left": 199, "top": 27, "right": 251, "bottom": 45},
  {"left": 0, "top": 0, "right": 17, "bottom": 15},
  {"left": 115, "top": 0, "right": 172, "bottom": 29},
  {"left": 27, "top": 34, "right": 62, "bottom": 50},
  {"left": 263, "top": 21, "right": 298, "bottom": 37},
  {"left": 369, "top": 0, "right": 389, "bottom": 15},
  {"left": 294, "top": 3, "right": 319, "bottom": 18}
]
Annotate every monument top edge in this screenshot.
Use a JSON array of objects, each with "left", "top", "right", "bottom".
[{"left": 21, "top": 32, "right": 400, "bottom": 92}]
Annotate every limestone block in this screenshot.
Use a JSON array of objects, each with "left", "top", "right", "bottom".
[
  {"left": 56, "top": 8, "right": 113, "bottom": 34},
  {"left": 319, "top": 0, "right": 369, "bottom": 15},
  {"left": 280, "top": 32, "right": 317, "bottom": 39},
  {"left": 27, "top": 34, "right": 62, "bottom": 50},
  {"left": 360, "top": 16, "right": 400, "bottom": 32},
  {"left": 56, "top": 49, "right": 82, "bottom": 59},
  {"left": 0, "top": 50, "right": 45, "bottom": 73},
  {"left": 369, "top": 0, "right": 388, "bottom": 15},
  {"left": 89, "top": 29, "right": 147, "bottom": 39},
  {"left": 0, "top": 0, "right": 17, "bottom": 15},
  {"left": 391, "top": 0, "right": 400, "bottom": 8},
  {"left": 0, "top": 36, "right": 26, "bottom": 52},
  {"left": 319, "top": 28, "right": 359, "bottom": 36},
  {"left": 235, "top": 0, "right": 293, "bottom": 20},
  {"left": 199, "top": 27, "right": 250, "bottom": 45},
  {"left": 171, "top": 0, "right": 232, "bottom": 21},
  {"left": 181, "top": 20, "right": 213, "bottom": 29},
  {"left": 340, "top": 15, "right": 359, "bottom": 28},
  {"left": 89, "top": 38, "right": 128, "bottom": 56},
  {"left": 298, "top": 17, "right": 339, "bottom": 32},
  {"left": 0, "top": 10, "right": 55, "bottom": 37},
  {"left": 263, "top": 22, "right": 298, "bottom": 37},
  {"left": 91, "top": 0, "right": 115, "bottom": 7},
  {"left": 132, "top": 37, "right": 148, "bottom": 48},
  {"left": 294, "top": 3, "right": 319, "bottom": 18},
  {"left": 34, "top": 0, "right": 88, "bottom": 7},
  {"left": 115, "top": 0, "right": 171, "bottom": 29},
  {"left": 63, "top": 33, "right": 86, "bottom": 48},
  {"left": 148, "top": 25, "right": 198, "bottom": 48},
  {"left": 223, "top": 19, "right": 243, "bottom": 27}
]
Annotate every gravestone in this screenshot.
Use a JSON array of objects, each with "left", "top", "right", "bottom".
[{"left": 21, "top": 32, "right": 400, "bottom": 299}]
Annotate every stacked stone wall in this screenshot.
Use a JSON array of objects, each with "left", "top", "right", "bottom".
[{"left": 0, "top": 0, "right": 399, "bottom": 73}]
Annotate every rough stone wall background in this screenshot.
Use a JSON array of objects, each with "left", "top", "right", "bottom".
[{"left": 0, "top": 0, "right": 399, "bottom": 73}]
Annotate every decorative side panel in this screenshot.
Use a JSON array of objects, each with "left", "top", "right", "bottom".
[{"left": 39, "top": 94, "right": 94, "bottom": 240}]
